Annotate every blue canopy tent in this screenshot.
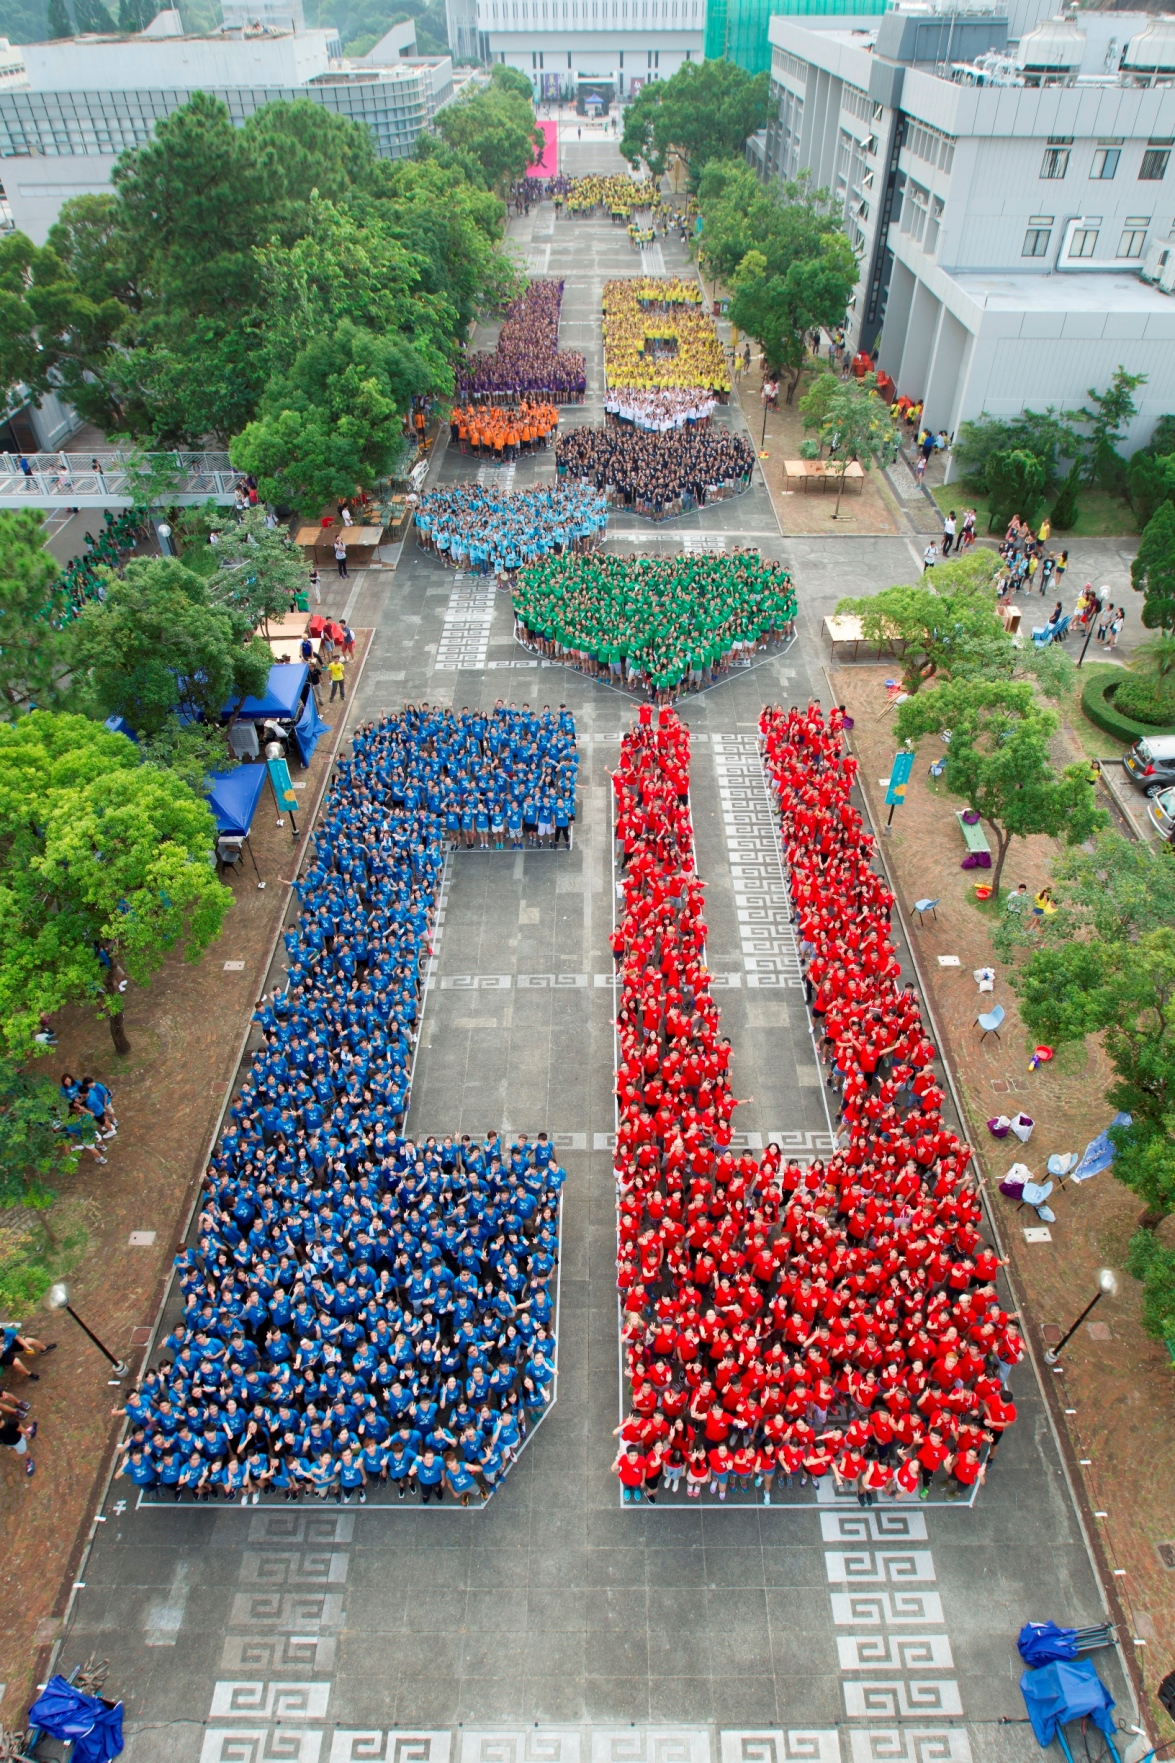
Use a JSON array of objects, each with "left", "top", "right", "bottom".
[
  {"left": 224, "top": 662, "right": 309, "bottom": 723},
  {"left": 1020, "top": 1658, "right": 1118, "bottom": 1755},
  {"left": 27, "top": 1675, "right": 124, "bottom": 1762},
  {"left": 205, "top": 765, "right": 267, "bottom": 884},
  {"left": 293, "top": 692, "right": 330, "bottom": 767}
]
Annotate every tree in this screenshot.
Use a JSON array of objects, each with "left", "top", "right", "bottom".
[
  {"left": 834, "top": 551, "right": 1007, "bottom": 695},
  {"left": 1125, "top": 448, "right": 1175, "bottom": 528},
  {"left": 47, "top": 0, "right": 75, "bottom": 33},
  {"left": 231, "top": 318, "right": 431, "bottom": 514},
  {"left": 1125, "top": 1230, "right": 1175, "bottom": 1346},
  {"left": 729, "top": 233, "right": 857, "bottom": 402},
  {"left": 894, "top": 677, "right": 1106, "bottom": 897},
  {"left": 1012, "top": 929, "right": 1175, "bottom": 1226},
  {"left": 0, "top": 230, "right": 124, "bottom": 425},
  {"left": 1131, "top": 501, "right": 1175, "bottom": 631},
  {"left": 0, "top": 712, "right": 231, "bottom": 1057},
  {"left": 206, "top": 510, "right": 308, "bottom": 633},
  {"left": 435, "top": 83, "right": 543, "bottom": 190},
  {"left": 1074, "top": 364, "right": 1147, "bottom": 492},
  {"left": 949, "top": 406, "right": 1080, "bottom": 490},
  {"left": 0, "top": 1059, "right": 84, "bottom": 1208},
  {"left": 799, "top": 371, "right": 901, "bottom": 518},
  {"left": 73, "top": 0, "right": 115, "bottom": 24},
  {"left": 621, "top": 60, "right": 769, "bottom": 186},
  {"left": 118, "top": 0, "right": 157, "bottom": 26},
  {"left": 0, "top": 510, "right": 71, "bottom": 716},
  {"left": 66, "top": 556, "right": 274, "bottom": 734},
  {"left": 1048, "top": 460, "right": 1082, "bottom": 531},
  {"left": 984, "top": 448, "right": 1046, "bottom": 533},
  {"left": 489, "top": 61, "right": 536, "bottom": 100}
]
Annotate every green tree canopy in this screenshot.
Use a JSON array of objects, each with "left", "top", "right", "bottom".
[
  {"left": 729, "top": 233, "right": 857, "bottom": 401},
  {"left": 0, "top": 1059, "right": 84, "bottom": 1208},
  {"left": 0, "top": 229, "right": 124, "bottom": 424},
  {"left": 620, "top": 60, "right": 769, "bottom": 186},
  {"left": 1131, "top": 500, "right": 1175, "bottom": 631},
  {"left": 984, "top": 448, "right": 1046, "bottom": 533},
  {"left": 0, "top": 510, "right": 71, "bottom": 717},
  {"left": 66, "top": 556, "right": 274, "bottom": 734},
  {"left": 952, "top": 406, "right": 1080, "bottom": 490},
  {"left": 895, "top": 676, "right": 1106, "bottom": 895},
  {"left": 435, "top": 81, "right": 543, "bottom": 189},
  {"left": 1074, "top": 363, "right": 1147, "bottom": 492},
  {"left": 799, "top": 371, "right": 901, "bottom": 516},
  {"left": 0, "top": 712, "right": 230, "bottom": 1057},
  {"left": 834, "top": 551, "right": 1007, "bottom": 695}
]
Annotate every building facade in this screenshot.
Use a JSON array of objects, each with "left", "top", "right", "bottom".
[
  {"left": 0, "top": 27, "right": 453, "bottom": 242},
  {"left": 759, "top": 5, "right": 1175, "bottom": 457},
  {"left": 473, "top": 0, "right": 704, "bottom": 99}
]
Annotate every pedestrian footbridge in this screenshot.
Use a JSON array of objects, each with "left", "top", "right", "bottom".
[{"left": 0, "top": 450, "right": 240, "bottom": 509}]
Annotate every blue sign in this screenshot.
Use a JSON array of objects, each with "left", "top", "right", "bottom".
[
  {"left": 885, "top": 750, "right": 915, "bottom": 808},
  {"left": 267, "top": 754, "right": 299, "bottom": 815}
]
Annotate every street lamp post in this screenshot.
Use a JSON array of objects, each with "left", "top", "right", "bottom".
[
  {"left": 1044, "top": 1267, "right": 1118, "bottom": 1365},
  {"left": 48, "top": 1282, "right": 129, "bottom": 1383}
]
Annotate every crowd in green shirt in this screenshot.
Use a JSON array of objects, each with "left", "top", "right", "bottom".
[{"left": 512, "top": 551, "right": 797, "bottom": 699}]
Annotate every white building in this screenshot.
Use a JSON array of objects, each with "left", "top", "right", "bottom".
[
  {"left": 0, "top": 21, "right": 453, "bottom": 243},
  {"left": 472, "top": 0, "right": 706, "bottom": 101},
  {"left": 758, "top": 5, "right": 1175, "bottom": 457}
]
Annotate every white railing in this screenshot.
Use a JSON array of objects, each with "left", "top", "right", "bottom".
[{"left": 0, "top": 452, "right": 241, "bottom": 508}]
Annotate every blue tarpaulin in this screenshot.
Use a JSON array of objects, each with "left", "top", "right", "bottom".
[
  {"left": 28, "top": 1676, "right": 124, "bottom": 1762},
  {"left": 1019, "top": 1622, "right": 1080, "bottom": 1666},
  {"left": 103, "top": 715, "right": 137, "bottom": 741},
  {"left": 224, "top": 662, "right": 308, "bottom": 721},
  {"left": 1020, "top": 1658, "right": 1116, "bottom": 1748},
  {"left": 205, "top": 764, "right": 266, "bottom": 837},
  {"left": 1072, "top": 1113, "right": 1133, "bottom": 1183},
  {"left": 293, "top": 692, "right": 330, "bottom": 767}
]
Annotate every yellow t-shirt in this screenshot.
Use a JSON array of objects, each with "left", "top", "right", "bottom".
[{"left": 328, "top": 660, "right": 345, "bottom": 683}]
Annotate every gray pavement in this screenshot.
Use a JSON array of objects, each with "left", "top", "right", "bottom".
[{"left": 53, "top": 141, "right": 1134, "bottom": 1763}]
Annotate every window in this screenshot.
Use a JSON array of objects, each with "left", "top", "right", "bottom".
[
  {"left": 902, "top": 179, "right": 930, "bottom": 244},
  {"left": 1119, "top": 217, "right": 1150, "bottom": 257},
  {"left": 1090, "top": 144, "right": 1120, "bottom": 179},
  {"left": 1040, "top": 144, "right": 1070, "bottom": 178},
  {"left": 1140, "top": 141, "right": 1172, "bottom": 179},
  {"left": 1069, "top": 226, "right": 1099, "bottom": 257},
  {"left": 925, "top": 193, "right": 944, "bottom": 255},
  {"left": 906, "top": 120, "right": 955, "bottom": 172},
  {"left": 1022, "top": 214, "right": 1053, "bottom": 256}
]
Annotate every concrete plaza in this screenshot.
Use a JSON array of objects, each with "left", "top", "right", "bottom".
[{"left": 55, "top": 137, "right": 1133, "bottom": 1763}]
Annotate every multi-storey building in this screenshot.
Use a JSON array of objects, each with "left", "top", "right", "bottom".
[
  {"left": 0, "top": 21, "right": 453, "bottom": 242},
  {"left": 471, "top": 0, "right": 705, "bottom": 100},
  {"left": 755, "top": 3, "right": 1175, "bottom": 455}
]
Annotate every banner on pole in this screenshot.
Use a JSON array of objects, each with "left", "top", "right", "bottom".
[{"left": 885, "top": 750, "right": 915, "bottom": 807}]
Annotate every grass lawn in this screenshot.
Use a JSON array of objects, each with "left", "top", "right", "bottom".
[{"left": 930, "top": 482, "right": 1140, "bottom": 539}]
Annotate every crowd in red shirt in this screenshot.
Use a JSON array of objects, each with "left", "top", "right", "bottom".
[{"left": 609, "top": 702, "right": 1021, "bottom": 1505}]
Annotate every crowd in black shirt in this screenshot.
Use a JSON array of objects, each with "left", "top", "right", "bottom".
[{"left": 555, "top": 425, "right": 755, "bottom": 521}]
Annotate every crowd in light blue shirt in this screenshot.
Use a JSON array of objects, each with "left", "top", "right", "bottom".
[
  {"left": 117, "top": 705, "right": 573, "bottom": 1506},
  {"left": 415, "top": 483, "right": 608, "bottom": 577}
]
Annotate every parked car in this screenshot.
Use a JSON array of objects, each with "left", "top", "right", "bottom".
[
  {"left": 1123, "top": 734, "right": 1175, "bottom": 795},
  {"left": 1147, "top": 784, "right": 1175, "bottom": 841}
]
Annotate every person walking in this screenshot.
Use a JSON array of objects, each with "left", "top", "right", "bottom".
[
  {"left": 333, "top": 535, "right": 348, "bottom": 579},
  {"left": 941, "top": 511, "right": 956, "bottom": 556},
  {"left": 923, "top": 542, "right": 938, "bottom": 572},
  {"left": 328, "top": 656, "right": 346, "bottom": 702},
  {"left": 0, "top": 1411, "right": 36, "bottom": 1477},
  {"left": 1107, "top": 606, "right": 1125, "bottom": 651}
]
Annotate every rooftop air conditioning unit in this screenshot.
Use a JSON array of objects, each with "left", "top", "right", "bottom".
[{"left": 1142, "top": 232, "right": 1175, "bottom": 292}]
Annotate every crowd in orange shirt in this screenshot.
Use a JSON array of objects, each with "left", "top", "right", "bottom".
[
  {"left": 449, "top": 401, "right": 559, "bottom": 458},
  {"left": 610, "top": 703, "right": 1020, "bottom": 1506}
]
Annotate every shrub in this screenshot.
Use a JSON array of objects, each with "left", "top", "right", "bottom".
[
  {"left": 1126, "top": 1229, "right": 1175, "bottom": 1347},
  {"left": 1112, "top": 675, "right": 1175, "bottom": 726},
  {"left": 1080, "top": 670, "right": 1175, "bottom": 742},
  {"left": 1049, "top": 461, "right": 1082, "bottom": 531}
]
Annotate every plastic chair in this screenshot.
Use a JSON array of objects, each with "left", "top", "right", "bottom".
[
  {"left": 913, "top": 897, "right": 939, "bottom": 924},
  {"left": 1048, "top": 1152, "right": 1078, "bottom": 1179},
  {"left": 928, "top": 759, "right": 946, "bottom": 778},
  {"left": 976, "top": 1004, "right": 1005, "bottom": 1042},
  {"left": 1019, "top": 1177, "right": 1056, "bottom": 1222}
]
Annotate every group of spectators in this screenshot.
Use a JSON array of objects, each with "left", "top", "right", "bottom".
[
  {"left": 415, "top": 484, "right": 608, "bottom": 577},
  {"left": 1, "top": 1325, "right": 60, "bottom": 1478},
  {"left": 603, "top": 280, "right": 731, "bottom": 397},
  {"left": 457, "top": 280, "right": 586, "bottom": 404},
  {"left": 512, "top": 552, "right": 796, "bottom": 700},
  {"left": 555, "top": 425, "right": 755, "bottom": 520},
  {"left": 448, "top": 401, "right": 560, "bottom": 457},
  {"left": 610, "top": 703, "right": 1021, "bottom": 1504},
  {"left": 116, "top": 705, "right": 576, "bottom": 1505},
  {"left": 603, "top": 389, "right": 717, "bottom": 433}
]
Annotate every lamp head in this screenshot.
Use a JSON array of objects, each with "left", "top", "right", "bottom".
[
  {"left": 48, "top": 1281, "right": 69, "bottom": 1310},
  {"left": 1097, "top": 1267, "right": 1119, "bottom": 1297}
]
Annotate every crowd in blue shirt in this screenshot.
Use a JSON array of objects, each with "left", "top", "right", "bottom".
[
  {"left": 117, "top": 704, "right": 575, "bottom": 1506},
  {"left": 415, "top": 484, "right": 608, "bottom": 578}
]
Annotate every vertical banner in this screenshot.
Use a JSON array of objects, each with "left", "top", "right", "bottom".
[
  {"left": 267, "top": 754, "right": 299, "bottom": 829},
  {"left": 885, "top": 750, "right": 915, "bottom": 807}
]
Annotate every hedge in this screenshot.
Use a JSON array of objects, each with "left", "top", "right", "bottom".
[{"left": 1080, "top": 670, "right": 1175, "bottom": 743}]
